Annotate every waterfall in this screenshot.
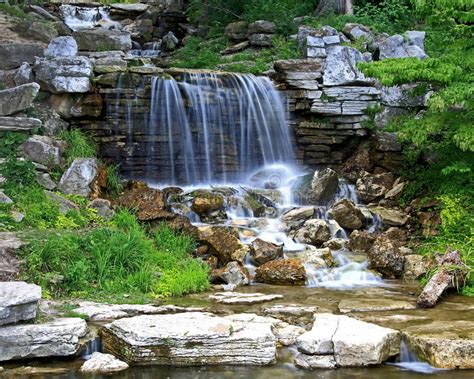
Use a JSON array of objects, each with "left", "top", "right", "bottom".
[
  {"left": 391, "top": 338, "right": 443, "bottom": 373},
  {"left": 147, "top": 72, "right": 295, "bottom": 184},
  {"left": 59, "top": 5, "right": 119, "bottom": 31}
]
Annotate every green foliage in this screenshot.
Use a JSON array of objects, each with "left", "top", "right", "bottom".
[
  {"left": 59, "top": 129, "right": 97, "bottom": 166},
  {"left": 0, "top": 4, "right": 31, "bottom": 19},
  {"left": 0, "top": 132, "right": 28, "bottom": 157},
  {"left": 171, "top": 37, "right": 226, "bottom": 69},
  {"left": 21, "top": 212, "right": 209, "bottom": 299},
  {"left": 106, "top": 164, "right": 124, "bottom": 197}
]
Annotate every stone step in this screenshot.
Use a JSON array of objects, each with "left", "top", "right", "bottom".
[{"left": 0, "top": 117, "right": 42, "bottom": 132}]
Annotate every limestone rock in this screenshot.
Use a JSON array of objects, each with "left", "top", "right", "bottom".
[
  {"left": 323, "top": 238, "right": 347, "bottom": 250},
  {"left": 162, "top": 31, "right": 179, "bottom": 52},
  {"left": 14, "top": 63, "right": 35, "bottom": 86},
  {"left": 209, "top": 292, "right": 283, "bottom": 305},
  {"left": 0, "top": 282, "right": 41, "bottom": 326},
  {"left": 249, "top": 34, "right": 273, "bottom": 47},
  {"left": 110, "top": 3, "right": 149, "bottom": 12},
  {"left": 45, "top": 191, "right": 80, "bottom": 214},
  {"left": 0, "top": 233, "right": 24, "bottom": 281},
  {"left": 73, "top": 29, "right": 132, "bottom": 51},
  {"left": 19, "top": 135, "right": 65, "bottom": 167},
  {"left": 118, "top": 184, "right": 166, "bottom": 221},
  {"left": 58, "top": 158, "right": 98, "bottom": 197},
  {"left": 34, "top": 56, "right": 92, "bottom": 93},
  {"left": 0, "top": 318, "right": 87, "bottom": 362},
  {"left": 342, "top": 23, "right": 374, "bottom": 42},
  {"left": 88, "top": 198, "right": 115, "bottom": 220},
  {"left": 0, "top": 83, "right": 40, "bottom": 116},
  {"left": 298, "top": 246, "right": 334, "bottom": 268},
  {"left": 323, "top": 46, "right": 368, "bottom": 86},
  {"left": 295, "top": 353, "right": 337, "bottom": 369},
  {"left": 225, "top": 21, "right": 248, "bottom": 41},
  {"left": 35, "top": 173, "right": 56, "bottom": 190},
  {"left": 198, "top": 226, "right": 250, "bottom": 264},
  {"left": 348, "top": 230, "right": 375, "bottom": 254},
  {"left": 294, "top": 219, "right": 331, "bottom": 246},
  {"left": 101, "top": 312, "right": 276, "bottom": 365},
  {"left": 263, "top": 304, "right": 319, "bottom": 328},
  {"left": 211, "top": 261, "right": 249, "bottom": 287},
  {"left": 13, "top": 20, "right": 58, "bottom": 43},
  {"left": 0, "top": 192, "right": 13, "bottom": 204},
  {"left": 255, "top": 259, "right": 305, "bottom": 285},
  {"left": 369, "top": 206, "right": 409, "bottom": 226},
  {"left": 250, "top": 238, "right": 284, "bottom": 266},
  {"left": 281, "top": 206, "right": 315, "bottom": 222},
  {"left": 328, "top": 199, "right": 364, "bottom": 230},
  {"left": 373, "top": 131, "right": 402, "bottom": 152},
  {"left": 379, "top": 33, "right": 427, "bottom": 60},
  {"left": 45, "top": 36, "right": 78, "bottom": 58},
  {"left": 0, "top": 43, "right": 44, "bottom": 70},
  {"left": 356, "top": 171, "right": 394, "bottom": 203},
  {"left": 191, "top": 190, "right": 224, "bottom": 216},
  {"left": 381, "top": 83, "right": 430, "bottom": 107},
  {"left": 338, "top": 298, "right": 415, "bottom": 313},
  {"left": 368, "top": 235, "right": 405, "bottom": 278},
  {"left": 272, "top": 322, "right": 306, "bottom": 346},
  {"left": 309, "top": 168, "right": 339, "bottom": 204},
  {"left": 93, "top": 56, "right": 127, "bottom": 74},
  {"left": 80, "top": 352, "right": 128, "bottom": 374},
  {"left": 403, "top": 254, "right": 427, "bottom": 280}
]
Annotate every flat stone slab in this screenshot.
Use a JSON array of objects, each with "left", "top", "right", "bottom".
[
  {"left": 209, "top": 292, "right": 283, "bottom": 304},
  {"left": 73, "top": 302, "right": 204, "bottom": 321},
  {"left": 0, "top": 318, "right": 88, "bottom": 362},
  {"left": 0, "top": 117, "right": 42, "bottom": 132},
  {"left": 338, "top": 298, "right": 416, "bottom": 313},
  {"left": 0, "top": 281, "right": 41, "bottom": 326},
  {"left": 101, "top": 312, "right": 276, "bottom": 365}
]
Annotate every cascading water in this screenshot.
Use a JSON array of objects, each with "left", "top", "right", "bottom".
[
  {"left": 391, "top": 339, "right": 443, "bottom": 373},
  {"left": 147, "top": 72, "right": 294, "bottom": 184},
  {"left": 59, "top": 5, "right": 119, "bottom": 31}
]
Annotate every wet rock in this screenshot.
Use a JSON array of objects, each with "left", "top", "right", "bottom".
[
  {"left": 80, "top": 352, "right": 129, "bottom": 374},
  {"left": 403, "top": 320, "right": 474, "bottom": 369},
  {"left": 211, "top": 261, "right": 249, "bottom": 287},
  {"left": 88, "top": 198, "right": 115, "bottom": 220},
  {"left": 298, "top": 247, "right": 334, "bottom": 268},
  {"left": 273, "top": 322, "right": 306, "bottom": 346},
  {"left": 198, "top": 226, "right": 250, "bottom": 264},
  {"left": 34, "top": 56, "right": 93, "bottom": 93},
  {"left": 248, "top": 20, "right": 276, "bottom": 35},
  {"left": 403, "top": 254, "right": 428, "bottom": 280},
  {"left": 19, "top": 135, "right": 66, "bottom": 167},
  {"left": 118, "top": 184, "right": 166, "bottom": 221},
  {"left": 295, "top": 353, "right": 337, "bottom": 369},
  {"left": 323, "top": 238, "right": 347, "bottom": 250},
  {"left": 281, "top": 206, "right": 315, "bottom": 223},
  {"left": 101, "top": 312, "right": 276, "bottom": 365},
  {"left": 348, "top": 230, "right": 375, "bottom": 254},
  {"left": 162, "top": 31, "right": 179, "bottom": 52},
  {"left": 225, "top": 21, "right": 248, "bottom": 41},
  {"left": 256, "top": 259, "right": 306, "bottom": 285},
  {"left": 0, "top": 318, "right": 87, "bottom": 362},
  {"left": 0, "top": 83, "right": 40, "bottom": 116},
  {"left": 191, "top": 190, "right": 224, "bottom": 215},
  {"left": 73, "top": 29, "right": 132, "bottom": 51},
  {"left": 209, "top": 292, "right": 283, "bottom": 305},
  {"left": 417, "top": 250, "right": 466, "bottom": 308},
  {"left": 73, "top": 302, "right": 203, "bottom": 321},
  {"left": 368, "top": 235, "right": 405, "bottom": 278},
  {"left": 263, "top": 305, "right": 320, "bottom": 328},
  {"left": 14, "top": 63, "right": 35, "bottom": 86},
  {"left": 379, "top": 32, "right": 427, "bottom": 60},
  {"left": 45, "top": 36, "right": 78, "bottom": 58},
  {"left": 328, "top": 199, "right": 364, "bottom": 230},
  {"left": 369, "top": 206, "right": 409, "bottom": 226},
  {"left": 0, "top": 43, "right": 44, "bottom": 70},
  {"left": 250, "top": 238, "right": 284, "bottom": 266},
  {"left": 294, "top": 219, "right": 331, "bottom": 246},
  {"left": 308, "top": 168, "right": 339, "bottom": 204},
  {"left": 296, "top": 313, "right": 400, "bottom": 367},
  {"left": 249, "top": 33, "right": 273, "bottom": 47},
  {"left": 323, "top": 46, "right": 368, "bottom": 86},
  {"left": 58, "top": 158, "right": 98, "bottom": 198},
  {"left": 45, "top": 191, "right": 80, "bottom": 214},
  {"left": 338, "top": 298, "right": 415, "bottom": 313},
  {"left": 0, "top": 282, "right": 41, "bottom": 326}
]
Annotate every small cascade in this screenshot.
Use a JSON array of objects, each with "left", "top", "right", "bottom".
[
  {"left": 59, "top": 5, "right": 120, "bottom": 31},
  {"left": 130, "top": 42, "right": 162, "bottom": 58},
  {"left": 392, "top": 339, "right": 443, "bottom": 373},
  {"left": 147, "top": 73, "right": 295, "bottom": 184},
  {"left": 82, "top": 337, "right": 103, "bottom": 360}
]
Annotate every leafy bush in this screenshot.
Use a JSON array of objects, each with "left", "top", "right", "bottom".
[{"left": 21, "top": 212, "right": 209, "bottom": 299}]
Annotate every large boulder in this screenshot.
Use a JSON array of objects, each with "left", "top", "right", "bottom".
[
  {"left": 356, "top": 171, "right": 394, "bottom": 203},
  {"left": 294, "top": 219, "right": 331, "bottom": 246},
  {"left": 198, "top": 226, "right": 250, "bottom": 264},
  {"left": 323, "top": 46, "right": 368, "bottom": 86},
  {"left": 368, "top": 235, "right": 405, "bottom": 278},
  {"left": 73, "top": 29, "right": 132, "bottom": 51},
  {"left": 225, "top": 21, "right": 248, "bottom": 41},
  {"left": 101, "top": 312, "right": 276, "bottom": 365},
  {"left": 210, "top": 261, "right": 249, "bottom": 287},
  {"left": 309, "top": 168, "right": 339, "bottom": 204},
  {"left": 34, "top": 56, "right": 93, "bottom": 93},
  {"left": 0, "top": 282, "right": 41, "bottom": 326},
  {"left": 118, "top": 183, "right": 166, "bottom": 221},
  {"left": 0, "top": 83, "right": 40, "bottom": 116},
  {"left": 80, "top": 352, "right": 129, "bottom": 374},
  {"left": 328, "top": 199, "right": 364, "bottom": 230},
  {"left": 19, "top": 135, "right": 66, "bottom": 167},
  {"left": 379, "top": 32, "right": 427, "bottom": 60},
  {"left": 45, "top": 36, "right": 78, "bottom": 58},
  {"left": 0, "top": 43, "right": 44, "bottom": 70},
  {"left": 281, "top": 206, "right": 315, "bottom": 223},
  {"left": 0, "top": 318, "right": 87, "bottom": 362},
  {"left": 255, "top": 259, "right": 306, "bottom": 285},
  {"left": 58, "top": 158, "right": 98, "bottom": 197},
  {"left": 348, "top": 230, "right": 375, "bottom": 254},
  {"left": 250, "top": 238, "right": 284, "bottom": 266},
  {"left": 296, "top": 313, "right": 400, "bottom": 368}
]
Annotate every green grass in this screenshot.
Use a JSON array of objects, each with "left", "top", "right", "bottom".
[
  {"left": 59, "top": 129, "right": 97, "bottom": 167},
  {"left": 20, "top": 210, "right": 209, "bottom": 299},
  {"left": 0, "top": 4, "right": 31, "bottom": 19}
]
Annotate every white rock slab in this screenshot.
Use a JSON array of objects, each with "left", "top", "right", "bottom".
[
  {"left": 209, "top": 292, "right": 283, "bottom": 304},
  {"left": 80, "top": 352, "right": 129, "bottom": 374},
  {"left": 0, "top": 281, "right": 41, "bottom": 326}
]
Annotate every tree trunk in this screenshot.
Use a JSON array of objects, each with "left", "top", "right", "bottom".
[{"left": 314, "top": 0, "right": 353, "bottom": 16}]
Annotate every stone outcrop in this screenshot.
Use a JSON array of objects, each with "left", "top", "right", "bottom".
[
  {"left": 255, "top": 259, "right": 306, "bottom": 285},
  {"left": 191, "top": 190, "right": 224, "bottom": 216},
  {"left": 0, "top": 83, "right": 40, "bottom": 116},
  {"left": 348, "top": 230, "right": 375, "bottom": 253},
  {"left": 0, "top": 282, "right": 41, "bottom": 326},
  {"left": 58, "top": 158, "right": 98, "bottom": 197},
  {"left": 80, "top": 352, "right": 129, "bottom": 374},
  {"left": 328, "top": 199, "right": 364, "bottom": 230},
  {"left": 296, "top": 313, "right": 400, "bottom": 368},
  {"left": 0, "top": 318, "right": 88, "bottom": 362},
  {"left": 101, "top": 312, "right": 277, "bottom": 365}
]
